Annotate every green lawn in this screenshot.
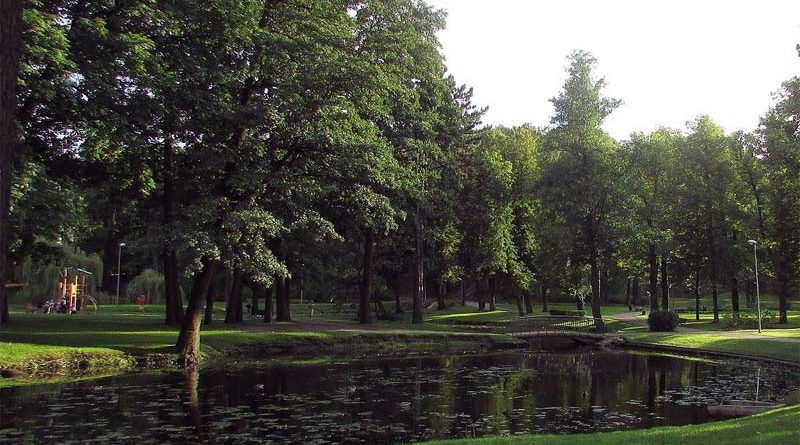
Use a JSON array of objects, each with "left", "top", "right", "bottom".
[
  {"left": 418, "top": 404, "right": 800, "bottom": 445},
  {"left": 623, "top": 331, "right": 800, "bottom": 363},
  {"left": 0, "top": 303, "right": 521, "bottom": 375}
]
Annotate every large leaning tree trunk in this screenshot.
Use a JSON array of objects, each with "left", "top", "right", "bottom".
[
  {"left": 0, "top": 0, "right": 23, "bottom": 326},
  {"left": 176, "top": 257, "right": 219, "bottom": 367},
  {"left": 358, "top": 227, "right": 374, "bottom": 324}
]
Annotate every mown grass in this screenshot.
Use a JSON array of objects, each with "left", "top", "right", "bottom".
[
  {"left": 417, "top": 404, "right": 800, "bottom": 445},
  {"left": 0, "top": 303, "right": 523, "bottom": 382},
  {"left": 624, "top": 331, "right": 800, "bottom": 363}
]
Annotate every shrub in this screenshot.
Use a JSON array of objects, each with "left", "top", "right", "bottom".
[
  {"left": 126, "top": 269, "right": 165, "bottom": 303},
  {"left": 648, "top": 310, "right": 680, "bottom": 332},
  {"left": 549, "top": 309, "right": 586, "bottom": 317},
  {"left": 721, "top": 310, "right": 772, "bottom": 329}
]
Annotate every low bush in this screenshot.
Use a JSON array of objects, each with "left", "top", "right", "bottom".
[
  {"left": 648, "top": 310, "right": 680, "bottom": 332},
  {"left": 721, "top": 310, "right": 774, "bottom": 329}
]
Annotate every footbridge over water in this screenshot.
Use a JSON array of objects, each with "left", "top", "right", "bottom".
[{"left": 502, "top": 315, "right": 609, "bottom": 346}]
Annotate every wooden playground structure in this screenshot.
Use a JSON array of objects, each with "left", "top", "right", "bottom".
[{"left": 55, "top": 267, "right": 95, "bottom": 313}]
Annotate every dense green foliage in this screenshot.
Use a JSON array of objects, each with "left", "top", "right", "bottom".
[
  {"left": 2, "top": 1, "right": 798, "bottom": 362},
  {"left": 125, "top": 268, "right": 165, "bottom": 304}
]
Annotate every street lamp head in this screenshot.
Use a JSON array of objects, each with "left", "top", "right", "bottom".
[
  {"left": 747, "top": 239, "right": 757, "bottom": 245},
  {"left": 119, "top": 242, "right": 126, "bottom": 247}
]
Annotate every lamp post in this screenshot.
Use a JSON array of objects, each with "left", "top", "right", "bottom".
[
  {"left": 747, "top": 239, "right": 761, "bottom": 333},
  {"left": 116, "top": 242, "right": 126, "bottom": 305}
]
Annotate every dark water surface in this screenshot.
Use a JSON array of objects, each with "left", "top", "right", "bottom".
[{"left": 1, "top": 350, "right": 799, "bottom": 444}]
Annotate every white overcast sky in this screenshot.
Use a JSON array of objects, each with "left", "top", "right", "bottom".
[{"left": 426, "top": 0, "right": 800, "bottom": 140}]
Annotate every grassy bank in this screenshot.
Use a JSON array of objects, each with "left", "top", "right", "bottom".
[
  {"left": 418, "top": 404, "right": 800, "bottom": 445},
  {"left": 0, "top": 304, "right": 525, "bottom": 385},
  {"left": 621, "top": 331, "right": 800, "bottom": 364},
  {"left": 3, "top": 302, "right": 800, "bottom": 385}
]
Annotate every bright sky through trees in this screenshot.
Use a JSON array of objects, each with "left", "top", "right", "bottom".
[{"left": 427, "top": 0, "right": 800, "bottom": 139}]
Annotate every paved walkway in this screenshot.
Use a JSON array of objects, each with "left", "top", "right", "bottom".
[{"left": 610, "top": 311, "right": 800, "bottom": 344}]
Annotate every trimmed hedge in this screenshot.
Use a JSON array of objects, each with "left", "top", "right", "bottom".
[{"left": 648, "top": 310, "right": 680, "bottom": 332}]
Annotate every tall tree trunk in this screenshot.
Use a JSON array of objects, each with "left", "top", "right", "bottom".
[
  {"left": 394, "top": 285, "right": 403, "bottom": 314},
  {"left": 358, "top": 227, "right": 374, "bottom": 324},
  {"left": 729, "top": 276, "right": 739, "bottom": 317},
  {"left": 436, "top": 278, "right": 446, "bottom": 310},
  {"left": 745, "top": 280, "right": 754, "bottom": 309},
  {"left": 488, "top": 275, "right": 497, "bottom": 311},
  {"left": 222, "top": 268, "right": 233, "bottom": 322},
  {"left": 176, "top": 258, "right": 218, "bottom": 367},
  {"left": 633, "top": 277, "right": 641, "bottom": 307},
  {"left": 274, "top": 274, "right": 285, "bottom": 320},
  {"left": 460, "top": 280, "right": 466, "bottom": 307},
  {"left": 272, "top": 237, "right": 291, "bottom": 322},
  {"left": 589, "top": 248, "right": 606, "bottom": 332},
  {"left": 516, "top": 293, "right": 524, "bottom": 316},
  {"left": 660, "top": 254, "right": 669, "bottom": 310},
  {"left": 251, "top": 280, "right": 258, "bottom": 316},
  {"left": 778, "top": 279, "right": 789, "bottom": 324},
  {"left": 163, "top": 137, "right": 183, "bottom": 326},
  {"left": 412, "top": 205, "right": 424, "bottom": 323},
  {"left": 163, "top": 249, "right": 183, "bottom": 325},
  {"left": 275, "top": 274, "right": 291, "bottom": 321},
  {"left": 601, "top": 251, "right": 611, "bottom": 304},
  {"left": 711, "top": 276, "right": 719, "bottom": 323},
  {"left": 0, "top": 0, "right": 23, "bottom": 326},
  {"left": 776, "top": 241, "right": 790, "bottom": 323},
  {"left": 263, "top": 285, "right": 273, "bottom": 323},
  {"left": 476, "top": 278, "right": 485, "bottom": 310},
  {"left": 233, "top": 270, "right": 243, "bottom": 323},
  {"left": 694, "top": 268, "right": 701, "bottom": 321},
  {"left": 625, "top": 277, "right": 631, "bottom": 308},
  {"left": 203, "top": 279, "right": 215, "bottom": 325},
  {"left": 224, "top": 267, "right": 243, "bottom": 324},
  {"left": 541, "top": 282, "right": 549, "bottom": 312},
  {"left": 523, "top": 288, "right": 533, "bottom": 314},
  {"left": 648, "top": 243, "right": 658, "bottom": 312}
]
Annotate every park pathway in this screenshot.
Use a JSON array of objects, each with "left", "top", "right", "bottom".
[{"left": 610, "top": 311, "right": 800, "bottom": 344}]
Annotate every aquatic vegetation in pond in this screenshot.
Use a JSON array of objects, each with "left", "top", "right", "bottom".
[{"left": 0, "top": 351, "right": 798, "bottom": 444}]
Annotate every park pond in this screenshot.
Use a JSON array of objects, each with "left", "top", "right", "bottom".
[{"left": 1, "top": 350, "right": 799, "bottom": 444}]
